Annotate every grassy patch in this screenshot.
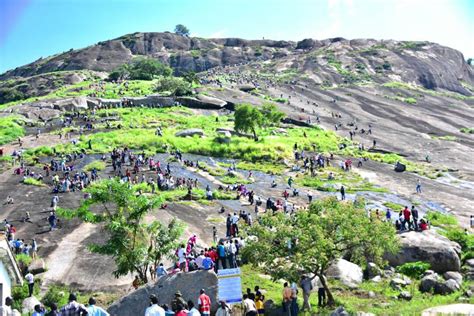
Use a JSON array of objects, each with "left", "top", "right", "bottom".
[
  {"left": 383, "top": 201, "right": 405, "bottom": 211},
  {"left": 236, "top": 161, "right": 286, "bottom": 175},
  {"left": 221, "top": 173, "right": 253, "bottom": 185},
  {"left": 295, "top": 168, "right": 387, "bottom": 193},
  {"left": 460, "top": 127, "right": 474, "bottom": 134},
  {"left": 83, "top": 160, "right": 106, "bottom": 171},
  {"left": 0, "top": 115, "right": 25, "bottom": 145},
  {"left": 23, "top": 177, "right": 45, "bottom": 186}
]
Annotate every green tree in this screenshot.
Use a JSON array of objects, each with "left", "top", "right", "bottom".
[
  {"left": 242, "top": 197, "right": 399, "bottom": 306},
  {"left": 182, "top": 71, "right": 199, "bottom": 84},
  {"left": 58, "top": 179, "right": 184, "bottom": 283},
  {"left": 109, "top": 58, "right": 172, "bottom": 81},
  {"left": 174, "top": 24, "right": 190, "bottom": 36},
  {"left": 468, "top": 58, "right": 473, "bottom": 66},
  {"left": 260, "top": 103, "right": 285, "bottom": 127},
  {"left": 155, "top": 76, "right": 192, "bottom": 96},
  {"left": 234, "top": 103, "right": 264, "bottom": 141}
]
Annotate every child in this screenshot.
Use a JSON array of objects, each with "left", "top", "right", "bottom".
[{"left": 255, "top": 294, "right": 265, "bottom": 315}]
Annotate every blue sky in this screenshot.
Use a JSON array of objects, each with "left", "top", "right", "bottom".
[{"left": 0, "top": 0, "right": 473, "bottom": 73}]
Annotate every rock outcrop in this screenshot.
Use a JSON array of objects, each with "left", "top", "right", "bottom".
[
  {"left": 419, "top": 270, "right": 461, "bottom": 295},
  {"left": 326, "top": 259, "right": 363, "bottom": 287},
  {"left": 108, "top": 270, "right": 218, "bottom": 316},
  {"left": 422, "top": 304, "right": 474, "bottom": 315},
  {"left": 385, "top": 230, "right": 461, "bottom": 273},
  {"left": 175, "top": 128, "right": 205, "bottom": 137},
  {"left": 177, "top": 94, "right": 227, "bottom": 109}
]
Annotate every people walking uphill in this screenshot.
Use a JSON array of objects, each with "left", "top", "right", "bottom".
[
  {"left": 25, "top": 270, "right": 34, "bottom": 297},
  {"left": 300, "top": 275, "right": 313, "bottom": 311},
  {"left": 416, "top": 179, "right": 422, "bottom": 193}
]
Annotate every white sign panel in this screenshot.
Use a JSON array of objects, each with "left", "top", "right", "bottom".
[{"left": 217, "top": 268, "right": 242, "bottom": 303}]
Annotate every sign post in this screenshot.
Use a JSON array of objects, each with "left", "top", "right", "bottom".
[{"left": 217, "top": 268, "right": 242, "bottom": 304}]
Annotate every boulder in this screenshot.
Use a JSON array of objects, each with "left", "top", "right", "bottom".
[
  {"left": 370, "top": 276, "right": 382, "bottom": 283},
  {"left": 420, "top": 273, "right": 441, "bottom": 293},
  {"left": 22, "top": 296, "right": 41, "bottom": 313},
  {"left": 398, "top": 291, "right": 412, "bottom": 301},
  {"left": 420, "top": 272, "right": 460, "bottom": 295},
  {"left": 176, "top": 95, "right": 227, "bottom": 109},
  {"left": 175, "top": 129, "right": 205, "bottom": 137},
  {"left": 390, "top": 278, "right": 410, "bottom": 290},
  {"left": 28, "top": 258, "right": 46, "bottom": 274},
  {"left": 331, "top": 306, "right": 350, "bottom": 316},
  {"left": 422, "top": 304, "right": 474, "bottom": 315},
  {"left": 385, "top": 230, "right": 461, "bottom": 273},
  {"left": 216, "top": 130, "right": 232, "bottom": 138},
  {"left": 53, "top": 96, "right": 89, "bottom": 111},
  {"left": 366, "top": 262, "right": 382, "bottom": 279},
  {"left": 108, "top": 270, "right": 218, "bottom": 316},
  {"left": 326, "top": 259, "right": 363, "bottom": 288},
  {"left": 237, "top": 84, "right": 256, "bottom": 92},
  {"left": 443, "top": 271, "right": 463, "bottom": 285}
]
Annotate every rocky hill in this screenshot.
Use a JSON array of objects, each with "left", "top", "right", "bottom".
[{"left": 2, "top": 32, "right": 473, "bottom": 95}]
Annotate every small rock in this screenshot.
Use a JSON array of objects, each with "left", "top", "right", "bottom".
[
  {"left": 398, "top": 291, "right": 412, "bottom": 301},
  {"left": 420, "top": 273, "right": 440, "bottom": 293},
  {"left": 28, "top": 258, "right": 46, "bottom": 274},
  {"left": 368, "top": 291, "right": 376, "bottom": 298},
  {"left": 175, "top": 128, "right": 205, "bottom": 137},
  {"left": 435, "top": 279, "right": 460, "bottom": 295},
  {"left": 371, "top": 276, "right": 382, "bottom": 283},
  {"left": 443, "top": 271, "right": 462, "bottom": 285},
  {"left": 366, "top": 262, "right": 382, "bottom": 279},
  {"left": 331, "top": 306, "right": 350, "bottom": 316},
  {"left": 390, "top": 278, "right": 408, "bottom": 290}
]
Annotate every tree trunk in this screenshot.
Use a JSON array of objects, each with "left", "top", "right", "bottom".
[
  {"left": 252, "top": 128, "right": 258, "bottom": 141},
  {"left": 318, "top": 273, "right": 335, "bottom": 307}
]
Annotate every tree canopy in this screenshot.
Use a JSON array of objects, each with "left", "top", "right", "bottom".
[
  {"left": 234, "top": 103, "right": 285, "bottom": 140},
  {"left": 109, "top": 57, "right": 173, "bottom": 81},
  {"left": 174, "top": 24, "right": 190, "bottom": 36},
  {"left": 58, "top": 179, "right": 184, "bottom": 283},
  {"left": 242, "top": 197, "right": 399, "bottom": 306},
  {"left": 154, "top": 76, "right": 192, "bottom": 96}
]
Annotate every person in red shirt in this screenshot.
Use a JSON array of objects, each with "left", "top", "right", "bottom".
[
  {"left": 198, "top": 289, "right": 211, "bottom": 316},
  {"left": 402, "top": 206, "right": 411, "bottom": 230}
]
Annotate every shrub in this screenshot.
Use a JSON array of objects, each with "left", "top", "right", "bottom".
[
  {"left": 425, "top": 212, "right": 458, "bottom": 227},
  {"left": 155, "top": 76, "right": 192, "bottom": 96},
  {"left": 42, "top": 285, "right": 69, "bottom": 308},
  {"left": 405, "top": 97, "right": 417, "bottom": 104},
  {"left": 396, "top": 261, "right": 431, "bottom": 279},
  {"left": 15, "top": 253, "right": 33, "bottom": 267}
]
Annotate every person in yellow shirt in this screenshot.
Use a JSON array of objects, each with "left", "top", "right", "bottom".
[{"left": 255, "top": 294, "right": 265, "bottom": 315}]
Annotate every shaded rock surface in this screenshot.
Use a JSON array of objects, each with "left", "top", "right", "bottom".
[
  {"left": 421, "top": 304, "right": 474, "bottom": 315},
  {"left": 108, "top": 270, "right": 218, "bottom": 316},
  {"left": 175, "top": 128, "right": 205, "bottom": 137}
]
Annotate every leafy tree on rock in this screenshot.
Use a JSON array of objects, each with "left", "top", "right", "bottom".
[
  {"left": 58, "top": 179, "right": 184, "bottom": 283},
  {"left": 234, "top": 103, "right": 264, "bottom": 141},
  {"left": 109, "top": 57, "right": 172, "bottom": 81},
  {"left": 242, "top": 197, "right": 399, "bottom": 306},
  {"left": 155, "top": 76, "right": 192, "bottom": 96},
  {"left": 174, "top": 24, "right": 190, "bottom": 37},
  {"left": 260, "top": 103, "right": 285, "bottom": 127}
]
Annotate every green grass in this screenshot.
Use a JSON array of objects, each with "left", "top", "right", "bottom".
[
  {"left": 431, "top": 135, "right": 457, "bottom": 141},
  {"left": 236, "top": 161, "right": 286, "bottom": 175},
  {"left": 382, "top": 81, "right": 474, "bottom": 101},
  {"left": 83, "top": 160, "right": 106, "bottom": 171},
  {"left": 383, "top": 202, "right": 405, "bottom": 211},
  {"left": 198, "top": 162, "right": 226, "bottom": 176},
  {"left": 425, "top": 212, "right": 458, "bottom": 227},
  {"left": 23, "top": 177, "right": 45, "bottom": 186},
  {"left": 221, "top": 173, "right": 253, "bottom": 185},
  {"left": 460, "top": 127, "right": 474, "bottom": 134},
  {"left": 241, "top": 265, "right": 470, "bottom": 315},
  {"left": 404, "top": 97, "right": 417, "bottom": 104},
  {"left": 0, "top": 78, "right": 157, "bottom": 109},
  {"left": 0, "top": 115, "right": 25, "bottom": 145},
  {"left": 295, "top": 168, "right": 388, "bottom": 193}
]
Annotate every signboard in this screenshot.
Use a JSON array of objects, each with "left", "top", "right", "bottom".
[{"left": 217, "top": 268, "right": 242, "bottom": 303}]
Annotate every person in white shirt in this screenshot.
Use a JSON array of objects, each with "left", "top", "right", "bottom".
[
  {"left": 195, "top": 251, "right": 206, "bottom": 269},
  {"left": 145, "top": 295, "right": 165, "bottom": 316},
  {"left": 25, "top": 271, "right": 34, "bottom": 297},
  {"left": 187, "top": 301, "right": 200, "bottom": 316},
  {"left": 243, "top": 294, "right": 257, "bottom": 316},
  {"left": 215, "top": 301, "right": 231, "bottom": 316},
  {"left": 177, "top": 245, "right": 186, "bottom": 271}
]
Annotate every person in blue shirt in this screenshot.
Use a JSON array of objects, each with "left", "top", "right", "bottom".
[
  {"left": 87, "top": 297, "right": 109, "bottom": 316},
  {"left": 202, "top": 254, "right": 214, "bottom": 270},
  {"left": 156, "top": 263, "right": 168, "bottom": 280}
]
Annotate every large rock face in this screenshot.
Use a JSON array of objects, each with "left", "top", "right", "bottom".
[
  {"left": 326, "top": 259, "right": 363, "bottom": 287},
  {"left": 2, "top": 33, "right": 472, "bottom": 96},
  {"left": 386, "top": 230, "right": 461, "bottom": 273},
  {"left": 108, "top": 270, "right": 218, "bottom": 316}
]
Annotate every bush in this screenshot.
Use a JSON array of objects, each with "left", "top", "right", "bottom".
[
  {"left": 15, "top": 253, "right": 33, "bottom": 266},
  {"left": 396, "top": 261, "right": 431, "bottom": 279},
  {"left": 425, "top": 212, "right": 458, "bottom": 227},
  {"left": 109, "top": 57, "right": 172, "bottom": 81},
  {"left": 11, "top": 279, "right": 40, "bottom": 310},
  {"left": 155, "top": 76, "right": 192, "bottom": 96},
  {"left": 42, "top": 285, "right": 69, "bottom": 308}
]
